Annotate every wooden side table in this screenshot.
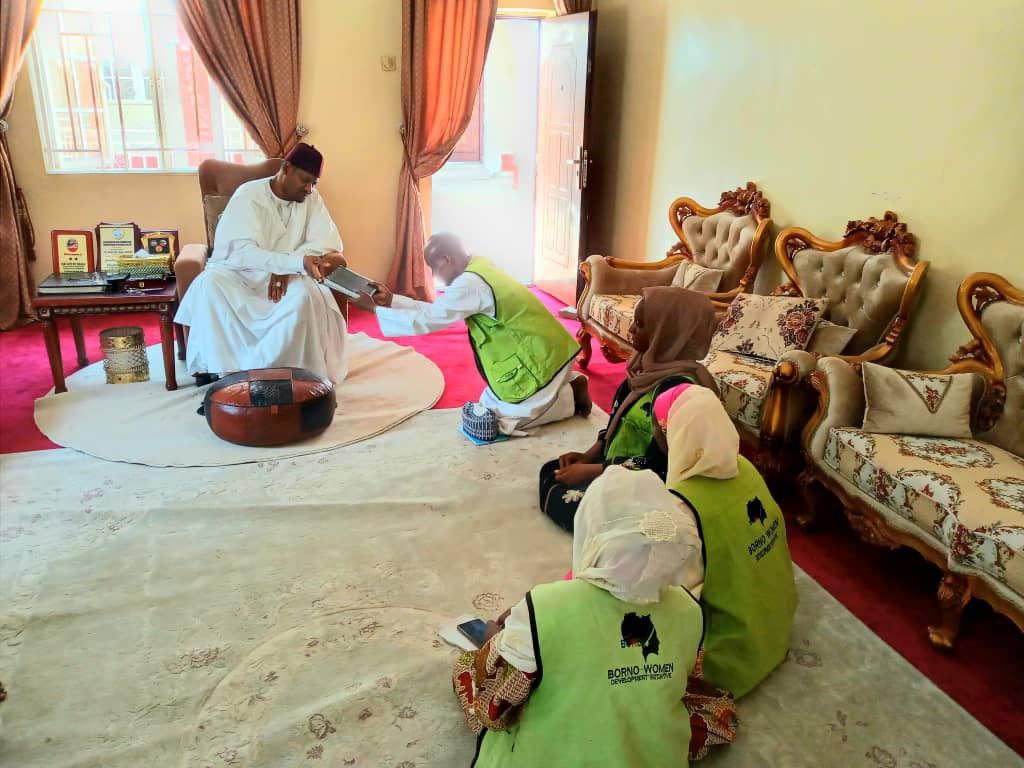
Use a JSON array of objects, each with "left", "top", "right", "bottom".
[{"left": 32, "top": 284, "right": 182, "bottom": 394}]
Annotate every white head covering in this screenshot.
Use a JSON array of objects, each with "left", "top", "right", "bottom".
[
  {"left": 664, "top": 385, "right": 739, "bottom": 486},
  {"left": 572, "top": 466, "right": 702, "bottom": 604}
]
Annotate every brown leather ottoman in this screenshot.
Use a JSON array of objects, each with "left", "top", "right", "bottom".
[{"left": 204, "top": 368, "right": 336, "bottom": 446}]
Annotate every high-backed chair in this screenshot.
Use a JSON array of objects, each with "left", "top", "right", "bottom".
[
  {"left": 700, "top": 211, "right": 928, "bottom": 472},
  {"left": 575, "top": 182, "right": 772, "bottom": 366},
  {"left": 174, "top": 158, "right": 347, "bottom": 352},
  {"left": 800, "top": 272, "right": 1023, "bottom": 648}
]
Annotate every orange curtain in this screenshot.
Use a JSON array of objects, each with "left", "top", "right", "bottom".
[
  {"left": 176, "top": 0, "right": 301, "bottom": 157},
  {"left": 388, "top": 0, "right": 498, "bottom": 301},
  {"left": 0, "top": 0, "right": 41, "bottom": 330},
  {"left": 554, "top": 0, "right": 592, "bottom": 14}
]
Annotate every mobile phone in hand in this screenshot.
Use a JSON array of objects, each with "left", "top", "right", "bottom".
[{"left": 457, "top": 618, "right": 489, "bottom": 648}]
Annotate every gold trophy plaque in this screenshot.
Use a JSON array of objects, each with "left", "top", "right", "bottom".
[
  {"left": 50, "top": 229, "right": 96, "bottom": 273},
  {"left": 95, "top": 222, "right": 140, "bottom": 272}
]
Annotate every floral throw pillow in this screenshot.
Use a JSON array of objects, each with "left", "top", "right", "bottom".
[
  {"left": 711, "top": 294, "right": 827, "bottom": 361},
  {"left": 861, "top": 363, "right": 976, "bottom": 438}
]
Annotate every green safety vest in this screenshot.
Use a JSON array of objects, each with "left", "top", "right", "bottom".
[
  {"left": 670, "top": 456, "right": 797, "bottom": 699},
  {"left": 473, "top": 578, "right": 703, "bottom": 768},
  {"left": 463, "top": 257, "right": 579, "bottom": 404},
  {"left": 604, "top": 375, "right": 696, "bottom": 463}
]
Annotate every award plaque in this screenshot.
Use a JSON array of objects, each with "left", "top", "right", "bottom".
[
  {"left": 50, "top": 229, "right": 96, "bottom": 273},
  {"left": 140, "top": 229, "right": 178, "bottom": 258},
  {"left": 95, "top": 222, "right": 140, "bottom": 272}
]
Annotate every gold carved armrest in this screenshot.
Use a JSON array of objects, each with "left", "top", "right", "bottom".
[{"left": 802, "top": 357, "right": 865, "bottom": 463}]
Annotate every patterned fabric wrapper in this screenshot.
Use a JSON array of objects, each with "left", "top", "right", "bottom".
[{"left": 452, "top": 640, "right": 535, "bottom": 734}]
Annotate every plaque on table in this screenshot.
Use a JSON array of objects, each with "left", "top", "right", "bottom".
[
  {"left": 140, "top": 229, "right": 178, "bottom": 258},
  {"left": 95, "top": 222, "right": 140, "bottom": 273},
  {"left": 50, "top": 229, "right": 96, "bottom": 273}
]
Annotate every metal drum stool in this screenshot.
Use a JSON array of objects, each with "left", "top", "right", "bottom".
[{"left": 99, "top": 326, "right": 149, "bottom": 384}]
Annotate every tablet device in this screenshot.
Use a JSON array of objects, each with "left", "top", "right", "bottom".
[
  {"left": 457, "top": 618, "right": 489, "bottom": 648},
  {"left": 325, "top": 265, "right": 377, "bottom": 299}
]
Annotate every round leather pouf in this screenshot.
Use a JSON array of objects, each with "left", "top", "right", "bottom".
[{"left": 204, "top": 368, "right": 337, "bottom": 447}]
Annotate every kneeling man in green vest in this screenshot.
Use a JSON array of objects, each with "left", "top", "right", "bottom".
[{"left": 356, "top": 232, "right": 589, "bottom": 438}]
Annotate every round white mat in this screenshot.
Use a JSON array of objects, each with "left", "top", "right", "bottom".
[{"left": 34, "top": 332, "right": 444, "bottom": 467}]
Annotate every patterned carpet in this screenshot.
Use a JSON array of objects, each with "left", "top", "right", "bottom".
[{"left": 1, "top": 409, "right": 1018, "bottom": 767}]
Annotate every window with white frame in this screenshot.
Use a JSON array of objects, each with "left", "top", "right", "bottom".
[{"left": 27, "top": 0, "right": 264, "bottom": 173}]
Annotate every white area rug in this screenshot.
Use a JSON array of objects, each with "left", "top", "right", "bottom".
[
  {"left": 1, "top": 409, "right": 1019, "bottom": 767},
  {"left": 33, "top": 332, "right": 443, "bottom": 467}
]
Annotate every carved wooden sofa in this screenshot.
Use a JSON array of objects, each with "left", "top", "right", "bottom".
[
  {"left": 575, "top": 182, "right": 772, "bottom": 366},
  {"left": 700, "top": 211, "right": 928, "bottom": 470},
  {"left": 800, "top": 272, "right": 1024, "bottom": 649}
]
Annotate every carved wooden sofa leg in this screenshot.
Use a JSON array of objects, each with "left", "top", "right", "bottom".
[
  {"left": 794, "top": 467, "right": 827, "bottom": 531},
  {"left": 600, "top": 343, "right": 627, "bottom": 364},
  {"left": 575, "top": 326, "right": 593, "bottom": 369},
  {"left": 928, "top": 572, "right": 973, "bottom": 651}
]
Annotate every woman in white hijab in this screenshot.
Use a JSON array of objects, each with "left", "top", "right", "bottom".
[
  {"left": 452, "top": 466, "right": 736, "bottom": 766},
  {"left": 655, "top": 383, "right": 798, "bottom": 700}
]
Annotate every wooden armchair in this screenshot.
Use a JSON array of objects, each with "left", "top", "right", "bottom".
[
  {"left": 799, "top": 273, "right": 1024, "bottom": 649},
  {"left": 174, "top": 158, "right": 347, "bottom": 349},
  {"left": 575, "top": 182, "right": 772, "bottom": 367},
  {"left": 699, "top": 212, "right": 928, "bottom": 475}
]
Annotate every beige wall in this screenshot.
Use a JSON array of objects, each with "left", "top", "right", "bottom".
[
  {"left": 588, "top": 0, "right": 666, "bottom": 261},
  {"left": 8, "top": 0, "right": 404, "bottom": 285},
  {"left": 593, "top": 0, "right": 1024, "bottom": 370}
]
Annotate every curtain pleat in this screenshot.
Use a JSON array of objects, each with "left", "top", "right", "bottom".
[
  {"left": 175, "top": 0, "right": 302, "bottom": 157},
  {"left": 0, "top": 0, "right": 42, "bottom": 330},
  {"left": 387, "top": 0, "right": 498, "bottom": 301}
]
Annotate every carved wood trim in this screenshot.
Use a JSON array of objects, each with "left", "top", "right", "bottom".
[
  {"left": 718, "top": 181, "right": 771, "bottom": 219},
  {"left": 843, "top": 210, "right": 917, "bottom": 267}
]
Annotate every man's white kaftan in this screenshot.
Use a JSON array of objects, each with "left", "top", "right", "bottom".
[{"left": 175, "top": 178, "right": 348, "bottom": 383}]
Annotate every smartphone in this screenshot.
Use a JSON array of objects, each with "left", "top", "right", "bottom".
[{"left": 457, "top": 618, "right": 489, "bottom": 648}]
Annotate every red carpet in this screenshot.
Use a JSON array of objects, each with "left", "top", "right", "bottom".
[{"left": 1, "top": 288, "right": 1020, "bottom": 754}]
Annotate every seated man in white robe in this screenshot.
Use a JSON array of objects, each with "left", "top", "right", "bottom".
[
  {"left": 354, "top": 232, "right": 590, "bottom": 437},
  {"left": 175, "top": 143, "right": 349, "bottom": 389}
]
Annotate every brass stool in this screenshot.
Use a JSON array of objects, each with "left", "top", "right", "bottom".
[{"left": 99, "top": 326, "right": 149, "bottom": 384}]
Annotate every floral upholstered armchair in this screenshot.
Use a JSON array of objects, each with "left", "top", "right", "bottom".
[
  {"left": 575, "top": 182, "right": 772, "bottom": 367},
  {"left": 800, "top": 272, "right": 1023, "bottom": 649},
  {"left": 699, "top": 212, "right": 928, "bottom": 470}
]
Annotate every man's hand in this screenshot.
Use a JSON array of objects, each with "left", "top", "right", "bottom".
[
  {"left": 558, "top": 451, "right": 586, "bottom": 469},
  {"left": 268, "top": 274, "right": 291, "bottom": 302},
  {"left": 350, "top": 290, "right": 378, "bottom": 313},
  {"left": 553, "top": 462, "right": 604, "bottom": 486},
  {"left": 303, "top": 253, "right": 326, "bottom": 282},
  {"left": 320, "top": 251, "right": 347, "bottom": 273},
  {"left": 368, "top": 281, "right": 393, "bottom": 308}
]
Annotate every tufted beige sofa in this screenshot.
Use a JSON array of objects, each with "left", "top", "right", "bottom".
[
  {"left": 575, "top": 183, "right": 772, "bottom": 366},
  {"left": 800, "top": 272, "right": 1023, "bottom": 649},
  {"left": 701, "top": 212, "right": 928, "bottom": 472}
]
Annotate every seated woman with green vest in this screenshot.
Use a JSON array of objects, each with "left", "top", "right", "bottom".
[
  {"left": 354, "top": 232, "right": 588, "bottom": 438},
  {"left": 452, "top": 466, "right": 737, "bottom": 766},
  {"left": 538, "top": 286, "right": 719, "bottom": 531},
  {"left": 655, "top": 383, "right": 798, "bottom": 699}
]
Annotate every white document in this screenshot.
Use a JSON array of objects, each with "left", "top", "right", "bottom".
[{"left": 438, "top": 613, "right": 482, "bottom": 652}]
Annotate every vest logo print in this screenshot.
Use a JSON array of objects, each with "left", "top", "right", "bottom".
[
  {"left": 607, "top": 613, "right": 675, "bottom": 686},
  {"left": 747, "top": 497, "right": 768, "bottom": 525}
]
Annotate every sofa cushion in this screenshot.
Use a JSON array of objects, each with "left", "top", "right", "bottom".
[
  {"left": 861, "top": 363, "right": 976, "bottom": 438},
  {"left": 672, "top": 261, "right": 724, "bottom": 293},
  {"left": 700, "top": 349, "right": 774, "bottom": 429},
  {"left": 806, "top": 320, "right": 858, "bottom": 355},
  {"left": 589, "top": 294, "right": 640, "bottom": 343},
  {"left": 974, "top": 300, "right": 1024, "bottom": 457},
  {"left": 824, "top": 427, "right": 1024, "bottom": 593},
  {"left": 711, "top": 294, "right": 827, "bottom": 362}
]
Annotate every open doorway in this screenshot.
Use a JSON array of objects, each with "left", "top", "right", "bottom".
[{"left": 430, "top": 17, "right": 542, "bottom": 283}]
